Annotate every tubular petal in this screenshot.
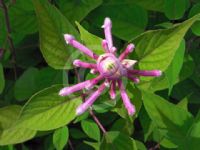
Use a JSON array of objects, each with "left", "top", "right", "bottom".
[
  {"left": 59, "top": 80, "right": 90, "bottom": 96},
  {"left": 109, "top": 80, "right": 116, "bottom": 99},
  {"left": 118, "top": 80, "right": 136, "bottom": 115},
  {"left": 119, "top": 44, "right": 135, "bottom": 60},
  {"left": 85, "top": 75, "right": 104, "bottom": 90},
  {"left": 102, "top": 17, "right": 113, "bottom": 50},
  {"left": 128, "top": 70, "right": 162, "bottom": 77},
  {"left": 76, "top": 83, "right": 106, "bottom": 115},
  {"left": 126, "top": 74, "right": 140, "bottom": 84},
  {"left": 73, "top": 59, "right": 97, "bottom": 69},
  {"left": 64, "top": 34, "right": 98, "bottom": 59},
  {"left": 102, "top": 39, "right": 109, "bottom": 53}
]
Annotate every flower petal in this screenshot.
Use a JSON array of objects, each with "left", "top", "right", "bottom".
[
  {"left": 118, "top": 80, "right": 136, "bottom": 115},
  {"left": 59, "top": 80, "right": 90, "bottom": 96},
  {"left": 73, "top": 59, "right": 97, "bottom": 69},
  {"left": 64, "top": 34, "right": 98, "bottom": 59},
  {"left": 102, "top": 17, "right": 113, "bottom": 50},
  {"left": 128, "top": 70, "right": 162, "bottom": 77},
  {"left": 76, "top": 83, "right": 106, "bottom": 115}
]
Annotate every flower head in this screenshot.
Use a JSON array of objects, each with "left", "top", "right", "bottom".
[{"left": 59, "top": 17, "right": 162, "bottom": 116}]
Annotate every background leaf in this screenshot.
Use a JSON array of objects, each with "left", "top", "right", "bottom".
[
  {"left": 89, "top": 0, "right": 148, "bottom": 41},
  {"left": 81, "top": 119, "right": 100, "bottom": 141},
  {"left": 100, "top": 131, "right": 138, "bottom": 150},
  {"left": 0, "top": 105, "right": 36, "bottom": 145},
  {"left": 76, "top": 22, "right": 104, "bottom": 55},
  {"left": 164, "top": 0, "right": 188, "bottom": 20},
  {"left": 166, "top": 40, "right": 185, "bottom": 94},
  {"left": 53, "top": 126, "right": 69, "bottom": 150},
  {"left": 32, "top": 0, "right": 80, "bottom": 69},
  {"left": 17, "top": 85, "right": 81, "bottom": 131},
  {"left": 189, "top": 2, "right": 200, "bottom": 36},
  {"left": 142, "top": 91, "right": 194, "bottom": 146},
  {"left": 58, "top": 0, "right": 102, "bottom": 24},
  {"left": 132, "top": 14, "right": 200, "bottom": 74}
]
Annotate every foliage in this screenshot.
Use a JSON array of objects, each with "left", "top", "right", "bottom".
[{"left": 0, "top": 0, "right": 200, "bottom": 149}]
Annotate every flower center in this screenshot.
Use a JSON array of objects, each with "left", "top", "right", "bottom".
[{"left": 97, "top": 53, "right": 122, "bottom": 78}]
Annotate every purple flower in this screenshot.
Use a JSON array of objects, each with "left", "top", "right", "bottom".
[{"left": 59, "top": 18, "right": 162, "bottom": 116}]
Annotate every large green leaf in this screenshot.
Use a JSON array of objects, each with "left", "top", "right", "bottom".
[
  {"left": 100, "top": 131, "right": 138, "bottom": 150},
  {"left": 14, "top": 67, "right": 39, "bottom": 101},
  {"left": 0, "top": 0, "right": 38, "bottom": 46},
  {"left": 166, "top": 40, "right": 185, "bottom": 94},
  {"left": 32, "top": 0, "right": 80, "bottom": 69},
  {"left": 131, "top": 14, "right": 200, "bottom": 73},
  {"left": 137, "top": 54, "right": 195, "bottom": 92},
  {"left": 76, "top": 22, "right": 104, "bottom": 55},
  {"left": 142, "top": 91, "right": 194, "bottom": 145},
  {"left": 17, "top": 85, "right": 81, "bottom": 131},
  {"left": 132, "top": 0, "right": 164, "bottom": 12},
  {"left": 185, "top": 114, "right": 200, "bottom": 149},
  {"left": 164, "top": 0, "right": 188, "bottom": 20},
  {"left": 58, "top": 0, "right": 102, "bottom": 24},
  {"left": 53, "top": 126, "right": 69, "bottom": 150},
  {"left": 89, "top": 0, "right": 148, "bottom": 41},
  {"left": 81, "top": 119, "right": 100, "bottom": 141},
  {"left": 14, "top": 67, "right": 63, "bottom": 101},
  {"left": 0, "top": 105, "right": 36, "bottom": 145},
  {"left": 0, "top": 63, "right": 5, "bottom": 94},
  {"left": 9, "top": 0, "right": 38, "bottom": 35},
  {"left": 189, "top": 3, "right": 200, "bottom": 36}
]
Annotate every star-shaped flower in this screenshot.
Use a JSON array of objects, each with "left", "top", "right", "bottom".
[{"left": 59, "top": 18, "right": 162, "bottom": 116}]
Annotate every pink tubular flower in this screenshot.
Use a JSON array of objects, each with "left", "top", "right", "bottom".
[{"left": 59, "top": 17, "right": 162, "bottom": 116}]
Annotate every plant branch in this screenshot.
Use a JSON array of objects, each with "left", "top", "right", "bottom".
[
  {"left": 0, "top": 0, "right": 17, "bottom": 79},
  {"left": 74, "top": 68, "right": 107, "bottom": 134},
  {"left": 68, "top": 139, "right": 74, "bottom": 150},
  {"left": 149, "top": 143, "right": 160, "bottom": 150}
]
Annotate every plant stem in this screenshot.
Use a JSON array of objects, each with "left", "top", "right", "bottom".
[
  {"left": 68, "top": 139, "right": 75, "bottom": 150},
  {"left": 89, "top": 109, "right": 107, "bottom": 134},
  {"left": 0, "top": 0, "right": 17, "bottom": 79},
  {"left": 149, "top": 143, "right": 160, "bottom": 150},
  {"left": 74, "top": 68, "right": 107, "bottom": 134}
]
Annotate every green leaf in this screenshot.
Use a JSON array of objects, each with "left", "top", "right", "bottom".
[
  {"left": 0, "top": 0, "right": 37, "bottom": 46},
  {"left": 69, "top": 128, "right": 87, "bottom": 139},
  {"left": 100, "top": 131, "right": 137, "bottom": 150},
  {"left": 9, "top": 0, "right": 38, "bottom": 35},
  {"left": 76, "top": 22, "right": 104, "bottom": 55},
  {"left": 132, "top": 0, "right": 165, "bottom": 12},
  {"left": 32, "top": 0, "right": 80, "bottom": 69},
  {"left": 14, "top": 67, "right": 39, "bottom": 101},
  {"left": 111, "top": 118, "right": 133, "bottom": 136},
  {"left": 0, "top": 63, "right": 5, "bottom": 94},
  {"left": 142, "top": 91, "right": 194, "bottom": 145},
  {"left": 166, "top": 40, "right": 185, "bottom": 94},
  {"left": 84, "top": 141, "right": 100, "bottom": 150},
  {"left": 14, "top": 67, "right": 63, "bottom": 101},
  {"left": 164, "top": 0, "right": 187, "bottom": 20},
  {"left": 89, "top": 0, "right": 148, "bottom": 40},
  {"left": 189, "top": 3, "right": 200, "bottom": 36},
  {"left": 17, "top": 85, "right": 81, "bottom": 131},
  {"left": 81, "top": 119, "right": 100, "bottom": 141},
  {"left": 53, "top": 126, "right": 69, "bottom": 150},
  {"left": 172, "top": 79, "right": 200, "bottom": 104},
  {"left": 58, "top": 0, "right": 102, "bottom": 24},
  {"left": 132, "top": 14, "right": 200, "bottom": 75},
  {"left": 0, "top": 105, "right": 36, "bottom": 145}
]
